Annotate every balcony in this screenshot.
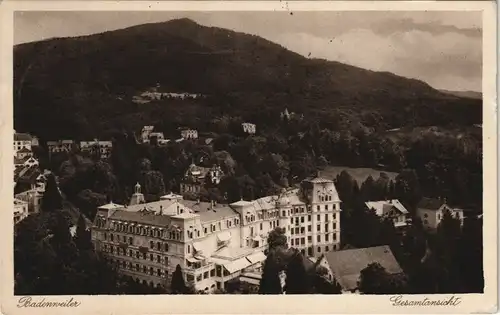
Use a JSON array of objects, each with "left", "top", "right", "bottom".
[{"left": 185, "top": 258, "right": 214, "bottom": 273}]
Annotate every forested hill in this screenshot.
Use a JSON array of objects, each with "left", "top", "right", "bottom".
[
  {"left": 14, "top": 18, "right": 481, "bottom": 140},
  {"left": 440, "top": 90, "right": 482, "bottom": 100}
]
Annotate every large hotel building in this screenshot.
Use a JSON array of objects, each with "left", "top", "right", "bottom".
[{"left": 91, "top": 176, "right": 341, "bottom": 292}]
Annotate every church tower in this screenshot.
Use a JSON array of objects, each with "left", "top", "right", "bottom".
[{"left": 129, "top": 182, "right": 146, "bottom": 206}]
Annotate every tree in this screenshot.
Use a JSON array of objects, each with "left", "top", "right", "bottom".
[
  {"left": 311, "top": 267, "right": 342, "bottom": 294},
  {"left": 138, "top": 170, "right": 166, "bottom": 202},
  {"left": 358, "top": 263, "right": 407, "bottom": 294},
  {"left": 360, "top": 175, "right": 376, "bottom": 201},
  {"left": 457, "top": 216, "right": 483, "bottom": 293},
  {"left": 284, "top": 251, "right": 310, "bottom": 294},
  {"left": 75, "top": 189, "right": 108, "bottom": 221},
  {"left": 259, "top": 251, "right": 283, "bottom": 294},
  {"left": 335, "top": 171, "right": 357, "bottom": 208},
  {"left": 267, "top": 227, "right": 288, "bottom": 251},
  {"left": 394, "top": 169, "right": 422, "bottom": 213},
  {"left": 41, "top": 173, "right": 63, "bottom": 212},
  {"left": 259, "top": 153, "right": 290, "bottom": 184},
  {"left": 74, "top": 214, "right": 91, "bottom": 250},
  {"left": 171, "top": 264, "right": 187, "bottom": 294},
  {"left": 432, "top": 208, "right": 464, "bottom": 293},
  {"left": 14, "top": 210, "right": 121, "bottom": 295}
]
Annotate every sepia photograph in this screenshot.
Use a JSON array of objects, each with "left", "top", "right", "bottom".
[{"left": 1, "top": 1, "right": 497, "bottom": 314}]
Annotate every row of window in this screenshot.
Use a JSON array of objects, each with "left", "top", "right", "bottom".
[
  {"left": 185, "top": 268, "right": 217, "bottom": 283},
  {"left": 186, "top": 219, "right": 241, "bottom": 240},
  {"left": 290, "top": 213, "right": 338, "bottom": 225},
  {"left": 97, "top": 221, "right": 183, "bottom": 241},
  {"left": 257, "top": 210, "right": 279, "bottom": 220},
  {"left": 181, "top": 184, "right": 202, "bottom": 193},
  {"left": 289, "top": 222, "right": 338, "bottom": 234},
  {"left": 104, "top": 233, "right": 176, "bottom": 250},
  {"left": 104, "top": 244, "right": 170, "bottom": 265},
  {"left": 253, "top": 220, "right": 280, "bottom": 233},
  {"left": 318, "top": 195, "right": 335, "bottom": 202},
  {"left": 299, "top": 244, "right": 338, "bottom": 256},
  {"left": 111, "top": 258, "right": 168, "bottom": 277},
  {"left": 290, "top": 233, "right": 338, "bottom": 246}
]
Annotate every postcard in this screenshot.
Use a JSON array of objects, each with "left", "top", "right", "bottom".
[{"left": 0, "top": 1, "right": 497, "bottom": 314}]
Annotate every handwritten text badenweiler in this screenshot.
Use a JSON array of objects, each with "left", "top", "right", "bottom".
[{"left": 17, "top": 296, "right": 81, "bottom": 308}]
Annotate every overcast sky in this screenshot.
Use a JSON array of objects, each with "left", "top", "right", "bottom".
[{"left": 14, "top": 11, "right": 482, "bottom": 92}]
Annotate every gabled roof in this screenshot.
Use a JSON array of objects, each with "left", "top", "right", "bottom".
[
  {"left": 14, "top": 198, "right": 28, "bottom": 206},
  {"left": 230, "top": 200, "right": 253, "bottom": 207},
  {"left": 98, "top": 202, "right": 125, "bottom": 210},
  {"left": 180, "top": 200, "right": 239, "bottom": 223},
  {"left": 324, "top": 245, "right": 403, "bottom": 292},
  {"left": 125, "top": 199, "right": 178, "bottom": 215},
  {"left": 185, "top": 164, "right": 210, "bottom": 176},
  {"left": 17, "top": 147, "right": 32, "bottom": 153},
  {"left": 417, "top": 197, "right": 445, "bottom": 211},
  {"left": 17, "top": 166, "right": 41, "bottom": 182},
  {"left": 14, "top": 133, "right": 32, "bottom": 141},
  {"left": 365, "top": 199, "right": 409, "bottom": 216},
  {"left": 304, "top": 177, "right": 334, "bottom": 184},
  {"left": 14, "top": 156, "right": 28, "bottom": 165}
]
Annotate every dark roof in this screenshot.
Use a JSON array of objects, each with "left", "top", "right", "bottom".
[
  {"left": 14, "top": 156, "right": 28, "bottom": 165},
  {"left": 17, "top": 167, "right": 40, "bottom": 182},
  {"left": 14, "top": 133, "right": 32, "bottom": 141},
  {"left": 108, "top": 209, "right": 173, "bottom": 227},
  {"left": 324, "top": 245, "right": 403, "bottom": 291},
  {"left": 179, "top": 200, "right": 239, "bottom": 223},
  {"left": 17, "top": 147, "right": 32, "bottom": 153},
  {"left": 14, "top": 168, "right": 22, "bottom": 181},
  {"left": 417, "top": 197, "right": 445, "bottom": 211}
]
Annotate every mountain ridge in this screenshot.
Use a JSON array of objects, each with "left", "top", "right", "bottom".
[{"left": 14, "top": 18, "right": 482, "bottom": 139}]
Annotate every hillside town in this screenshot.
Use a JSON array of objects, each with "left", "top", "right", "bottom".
[
  {"left": 13, "top": 13, "right": 483, "bottom": 297},
  {"left": 13, "top": 118, "right": 482, "bottom": 294}
]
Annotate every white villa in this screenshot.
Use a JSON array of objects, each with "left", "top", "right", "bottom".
[{"left": 365, "top": 199, "right": 410, "bottom": 229}]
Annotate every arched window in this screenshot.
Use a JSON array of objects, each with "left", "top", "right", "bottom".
[{"left": 164, "top": 243, "right": 169, "bottom": 252}]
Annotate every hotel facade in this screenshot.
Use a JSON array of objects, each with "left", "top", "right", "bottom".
[{"left": 91, "top": 176, "right": 341, "bottom": 292}]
